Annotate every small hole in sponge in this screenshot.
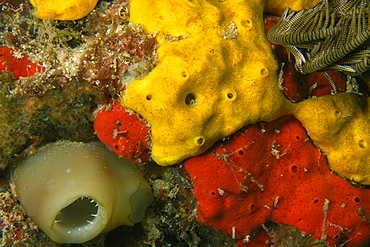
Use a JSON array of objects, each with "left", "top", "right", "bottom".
[
  {"left": 225, "top": 89, "right": 236, "bottom": 100},
  {"left": 195, "top": 137, "right": 205, "bottom": 145},
  {"left": 238, "top": 150, "right": 245, "bottom": 156},
  {"left": 146, "top": 94, "right": 152, "bottom": 100},
  {"left": 242, "top": 19, "right": 252, "bottom": 29},
  {"left": 181, "top": 71, "right": 188, "bottom": 77},
  {"left": 54, "top": 197, "right": 98, "bottom": 228},
  {"left": 250, "top": 204, "right": 255, "bottom": 210},
  {"left": 354, "top": 197, "right": 360, "bottom": 202},
  {"left": 185, "top": 93, "right": 197, "bottom": 106},
  {"left": 359, "top": 140, "right": 366, "bottom": 149},
  {"left": 291, "top": 165, "right": 298, "bottom": 173},
  {"left": 313, "top": 199, "right": 319, "bottom": 204},
  {"left": 260, "top": 68, "right": 268, "bottom": 77}
]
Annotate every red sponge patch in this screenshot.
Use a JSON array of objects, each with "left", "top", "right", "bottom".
[
  {"left": 94, "top": 102, "right": 151, "bottom": 163},
  {"left": 0, "top": 46, "right": 44, "bottom": 79},
  {"left": 184, "top": 116, "right": 370, "bottom": 247}
]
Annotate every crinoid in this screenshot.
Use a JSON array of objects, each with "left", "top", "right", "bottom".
[{"left": 268, "top": 0, "right": 370, "bottom": 76}]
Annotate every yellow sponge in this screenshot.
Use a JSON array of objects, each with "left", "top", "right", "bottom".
[
  {"left": 122, "top": 0, "right": 295, "bottom": 165},
  {"left": 293, "top": 93, "right": 370, "bottom": 185},
  {"left": 29, "top": 0, "right": 98, "bottom": 20}
]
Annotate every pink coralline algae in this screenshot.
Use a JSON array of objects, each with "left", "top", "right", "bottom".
[
  {"left": 94, "top": 102, "right": 151, "bottom": 164},
  {"left": 184, "top": 115, "right": 370, "bottom": 246}
]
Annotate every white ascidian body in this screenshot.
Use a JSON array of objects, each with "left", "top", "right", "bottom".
[{"left": 12, "top": 141, "right": 154, "bottom": 243}]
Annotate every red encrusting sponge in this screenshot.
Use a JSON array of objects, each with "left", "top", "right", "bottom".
[
  {"left": 94, "top": 102, "right": 151, "bottom": 164},
  {"left": 184, "top": 115, "right": 370, "bottom": 246},
  {"left": 0, "top": 46, "right": 44, "bottom": 79}
]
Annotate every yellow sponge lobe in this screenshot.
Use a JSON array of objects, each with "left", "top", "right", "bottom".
[
  {"left": 29, "top": 0, "right": 98, "bottom": 20},
  {"left": 122, "top": 0, "right": 293, "bottom": 165},
  {"left": 294, "top": 93, "right": 370, "bottom": 185}
]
